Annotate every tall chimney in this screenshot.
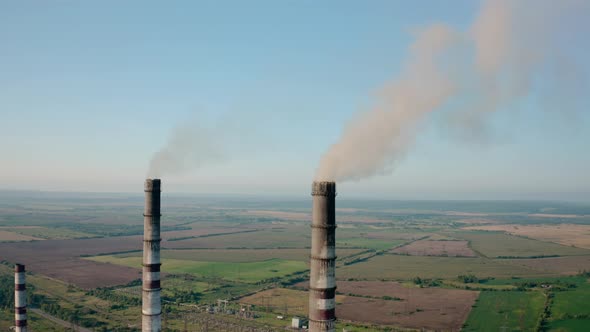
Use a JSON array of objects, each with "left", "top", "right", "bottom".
[
  {"left": 143, "top": 179, "right": 162, "bottom": 332},
  {"left": 14, "top": 264, "right": 27, "bottom": 332},
  {"left": 309, "top": 181, "right": 337, "bottom": 332}
]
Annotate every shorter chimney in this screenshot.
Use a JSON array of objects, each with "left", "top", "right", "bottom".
[
  {"left": 15, "top": 264, "right": 27, "bottom": 332},
  {"left": 143, "top": 179, "right": 162, "bottom": 332}
]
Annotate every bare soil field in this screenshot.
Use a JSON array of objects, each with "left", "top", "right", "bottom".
[
  {"left": 270, "top": 282, "right": 478, "bottom": 330},
  {"left": 31, "top": 258, "right": 141, "bottom": 289},
  {"left": 463, "top": 224, "right": 590, "bottom": 249},
  {"left": 338, "top": 292, "right": 477, "bottom": 330},
  {"left": 0, "top": 236, "right": 143, "bottom": 288},
  {"left": 503, "top": 256, "right": 590, "bottom": 275},
  {"left": 0, "top": 230, "right": 42, "bottom": 242},
  {"left": 391, "top": 239, "right": 477, "bottom": 257}
]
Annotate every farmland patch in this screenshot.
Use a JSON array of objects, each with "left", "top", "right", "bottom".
[
  {"left": 337, "top": 255, "right": 554, "bottom": 280},
  {"left": 463, "top": 224, "right": 590, "bottom": 250},
  {"left": 391, "top": 239, "right": 476, "bottom": 257}
]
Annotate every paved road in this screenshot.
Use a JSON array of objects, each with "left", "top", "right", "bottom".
[{"left": 30, "top": 308, "right": 93, "bottom": 332}]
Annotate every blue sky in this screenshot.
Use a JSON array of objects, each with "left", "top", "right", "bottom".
[{"left": 1, "top": 1, "right": 589, "bottom": 200}]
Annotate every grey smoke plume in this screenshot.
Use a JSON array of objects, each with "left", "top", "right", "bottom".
[
  {"left": 316, "top": 0, "right": 589, "bottom": 182},
  {"left": 147, "top": 121, "right": 223, "bottom": 178}
]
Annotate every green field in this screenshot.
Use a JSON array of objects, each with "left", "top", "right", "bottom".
[
  {"left": 337, "top": 254, "right": 555, "bottom": 280},
  {"left": 453, "top": 231, "right": 590, "bottom": 258},
  {"left": 463, "top": 291, "right": 545, "bottom": 331},
  {"left": 549, "top": 319, "right": 590, "bottom": 331},
  {"left": 87, "top": 255, "right": 307, "bottom": 283},
  {"left": 0, "top": 264, "right": 140, "bottom": 331},
  {"left": 549, "top": 278, "right": 590, "bottom": 330},
  {"left": 0, "top": 309, "right": 67, "bottom": 332}
]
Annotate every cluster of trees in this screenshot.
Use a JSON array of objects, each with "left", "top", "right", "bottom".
[
  {"left": 0, "top": 275, "right": 14, "bottom": 308},
  {"left": 0, "top": 275, "right": 104, "bottom": 329},
  {"left": 514, "top": 280, "right": 576, "bottom": 292},
  {"left": 86, "top": 288, "right": 140, "bottom": 308},
  {"left": 162, "top": 289, "right": 202, "bottom": 304},
  {"left": 413, "top": 277, "right": 441, "bottom": 287},
  {"left": 0, "top": 275, "right": 47, "bottom": 309},
  {"left": 457, "top": 274, "right": 493, "bottom": 284}
]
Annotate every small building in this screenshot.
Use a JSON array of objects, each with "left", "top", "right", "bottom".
[{"left": 291, "top": 317, "right": 308, "bottom": 328}]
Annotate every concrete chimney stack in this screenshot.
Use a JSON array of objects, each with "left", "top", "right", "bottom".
[
  {"left": 14, "top": 264, "right": 27, "bottom": 332},
  {"left": 143, "top": 179, "right": 162, "bottom": 332},
  {"left": 309, "top": 181, "right": 337, "bottom": 332}
]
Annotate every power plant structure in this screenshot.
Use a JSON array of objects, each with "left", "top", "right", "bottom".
[
  {"left": 14, "top": 264, "right": 27, "bottom": 332},
  {"left": 143, "top": 178, "right": 162, "bottom": 332},
  {"left": 309, "top": 181, "right": 337, "bottom": 332}
]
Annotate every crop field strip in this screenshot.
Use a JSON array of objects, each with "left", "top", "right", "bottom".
[
  {"left": 337, "top": 254, "right": 558, "bottom": 280},
  {"left": 463, "top": 291, "right": 546, "bottom": 331},
  {"left": 391, "top": 238, "right": 477, "bottom": 257},
  {"left": 463, "top": 223, "right": 590, "bottom": 249},
  {"left": 549, "top": 276, "right": 590, "bottom": 329},
  {"left": 105, "top": 248, "right": 365, "bottom": 262},
  {"left": 502, "top": 255, "right": 590, "bottom": 275},
  {"left": 450, "top": 231, "right": 590, "bottom": 258},
  {"left": 87, "top": 255, "right": 307, "bottom": 283}
]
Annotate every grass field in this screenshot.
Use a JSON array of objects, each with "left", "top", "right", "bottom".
[
  {"left": 463, "top": 291, "right": 545, "bottom": 331},
  {"left": 337, "top": 254, "right": 555, "bottom": 280},
  {"left": 0, "top": 264, "right": 141, "bottom": 331},
  {"left": 0, "top": 309, "right": 67, "bottom": 331},
  {"left": 453, "top": 231, "right": 590, "bottom": 258},
  {"left": 550, "top": 278, "right": 590, "bottom": 329},
  {"left": 87, "top": 255, "right": 307, "bottom": 283},
  {"left": 549, "top": 318, "right": 590, "bottom": 331}
]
